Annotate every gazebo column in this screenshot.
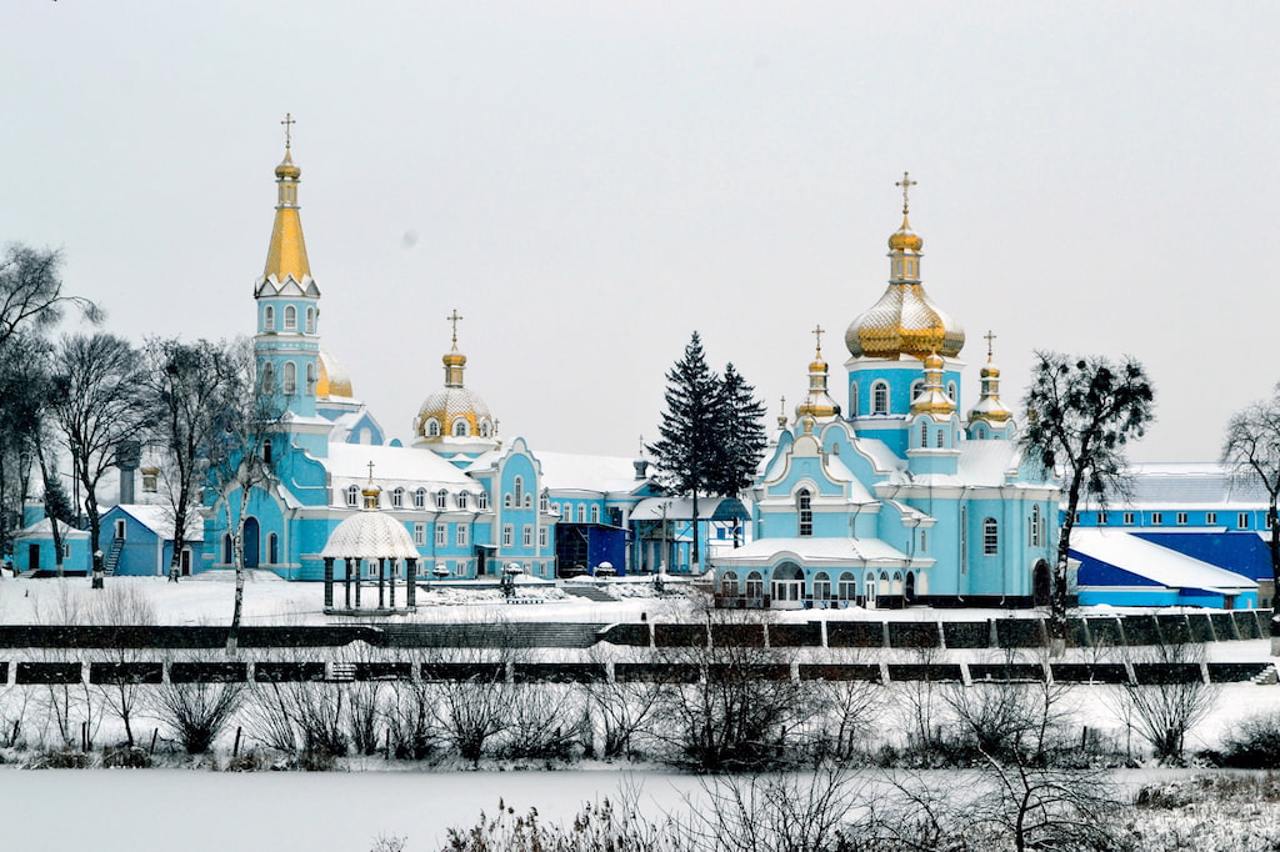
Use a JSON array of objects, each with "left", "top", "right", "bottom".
[
  {"left": 344, "top": 558, "right": 352, "bottom": 610},
  {"left": 390, "top": 559, "right": 397, "bottom": 610},
  {"left": 406, "top": 558, "right": 417, "bottom": 609},
  {"left": 323, "top": 557, "right": 334, "bottom": 609},
  {"left": 378, "top": 557, "right": 385, "bottom": 609},
  {"left": 355, "top": 559, "right": 363, "bottom": 608}
]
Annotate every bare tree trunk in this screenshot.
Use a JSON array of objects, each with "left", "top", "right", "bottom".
[
  {"left": 226, "top": 495, "right": 250, "bottom": 655},
  {"left": 1270, "top": 500, "right": 1279, "bottom": 656},
  {"left": 1050, "top": 478, "right": 1082, "bottom": 657},
  {"left": 691, "top": 491, "right": 700, "bottom": 570}
]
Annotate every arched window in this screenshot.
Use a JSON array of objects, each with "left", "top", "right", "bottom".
[
  {"left": 305, "top": 307, "right": 315, "bottom": 334},
  {"left": 284, "top": 305, "right": 297, "bottom": 330},
  {"left": 262, "top": 439, "right": 273, "bottom": 465},
  {"left": 919, "top": 421, "right": 928, "bottom": 446},
  {"left": 513, "top": 476, "right": 524, "bottom": 506},
  {"left": 911, "top": 379, "right": 923, "bottom": 400},
  {"left": 983, "top": 517, "right": 999, "bottom": 555},
  {"left": 539, "top": 492, "right": 549, "bottom": 512},
  {"left": 838, "top": 571, "right": 856, "bottom": 600},
  {"left": 524, "top": 494, "right": 532, "bottom": 508},
  {"left": 797, "top": 488, "right": 813, "bottom": 537},
  {"left": 591, "top": 505, "right": 600, "bottom": 523},
  {"left": 260, "top": 361, "right": 275, "bottom": 393},
  {"left": 392, "top": 487, "right": 405, "bottom": 509},
  {"left": 306, "top": 363, "right": 316, "bottom": 395},
  {"left": 477, "top": 491, "right": 489, "bottom": 511},
  {"left": 425, "top": 419, "right": 441, "bottom": 438},
  {"left": 223, "top": 534, "right": 233, "bottom": 564},
  {"left": 345, "top": 485, "right": 359, "bottom": 507},
  {"left": 479, "top": 420, "right": 491, "bottom": 438},
  {"left": 264, "top": 305, "right": 275, "bottom": 331},
  {"left": 414, "top": 488, "right": 426, "bottom": 509},
  {"left": 268, "top": 533, "right": 279, "bottom": 564},
  {"left": 283, "top": 361, "right": 297, "bottom": 395},
  {"left": 577, "top": 505, "right": 586, "bottom": 523},
  {"left": 814, "top": 571, "right": 831, "bottom": 600},
  {"left": 452, "top": 419, "right": 469, "bottom": 437},
  {"left": 457, "top": 491, "right": 469, "bottom": 510},
  {"left": 435, "top": 489, "right": 448, "bottom": 510},
  {"left": 947, "top": 381, "right": 957, "bottom": 402},
  {"left": 504, "top": 494, "right": 512, "bottom": 508},
  {"left": 721, "top": 571, "right": 738, "bottom": 597},
  {"left": 746, "top": 571, "right": 764, "bottom": 600},
  {"left": 872, "top": 381, "right": 889, "bottom": 415}
]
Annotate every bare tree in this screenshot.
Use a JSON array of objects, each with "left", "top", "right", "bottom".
[
  {"left": 582, "top": 646, "right": 666, "bottom": 760},
  {"left": 0, "top": 246, "right": 99, "bottom": 351},
  {"left": 49, "top": 333, "right": 150, "bottom": 589},
  {"left": 142, "top": 338, "right": 240, "bottom": 583},
  {"left": 89, "top": 585, "right": 156, "bottom": 747},
  {"left": 500, "top": 683, "right": 581, "bottom": 761},
  {"left": 1020, "top": 352, "right": 1155, "bottom": 651},
  {"left": 428, "top": 644, "right": 515, "bottom": 765},
  {"left": 1106, "top": 641, "right": 1217, "bottom": 764},
  {"left": 151, "top": 660, "right": 245, "bottom": 754},
  {"left": 1222, "top": 392, "right": 1280, "bottom": 654},
  {"left": 203, "top": 338, "right": 284, "bottom": 652}
]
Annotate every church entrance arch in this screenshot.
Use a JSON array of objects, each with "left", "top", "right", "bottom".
[
  {"left": 904, "top": 572, "right": 916, "bottom": 604},
  {"left": 1032, "top": 560, "right": 1051, "bottom": 606},
  {"left": 771, "top": 562, "right": 804, "bottom": 607},
  {"left": 243, "top": 517, "right": 260, "bottom": 569}
]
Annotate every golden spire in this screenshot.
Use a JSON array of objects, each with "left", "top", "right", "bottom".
[
  {"left": 796, "top": 326, "right": 841, "bottom": 421},
  {"left": 888, "top": 171, "right": 923, "bottom": 253},
  {"left": 969, "top": 330, "right": 1013, "bottom": 425},
  {"left": 361, "top": 459, "right": 382, "bottom": 509},
  {"left": 910, "top": 351, "right": 957, "bottom": 417},
  {"left": 442, "top": 308, "right": 468, "bottom": 386},
  {"left": 263, "top": 113, "right": 311, "bottom": 283}
]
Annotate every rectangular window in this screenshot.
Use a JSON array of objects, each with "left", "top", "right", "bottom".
[
  {"left": 413, "top": 523, "right": 425, "bottom": 546},
  {"left": 502, "top": 525, "right": 513, "bottom": 547},
  {"left": 456, "top": 525, "right": 468, "bottom": 546},
  {"left": 1151, "top": 512, "right": 1163, "bottom": 525},
  {"left": 522, "top": 525, "right": 533, "bottom": 547},
  {"left": 1096, "top": 512, "right": 1107, "bottom": 525},
  {"left": 919, "top": 529, "right": 927, "bottom": 552},
  {"left": 1123, "top": 512, "right": 1135, "bottom": 525},
  {"left": 538, "top": 527, "right": 548, "bottom": 548},
  {"left": 1239, "top": 512, "right": 1250, "bottom": 529},
  {"left": 983, "top": 519, "right": 999, "bottom": 555},
  {"left": 435, "top": 524, "right": 446, "bottom": 546},
  {"left": 1176, "top": 512, "right": 1188, "bottom": 526},
  {"left": 1206, "top": 512, "right": 1217, "bottom": 525}
]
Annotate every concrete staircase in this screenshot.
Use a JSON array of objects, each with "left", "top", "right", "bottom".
[
  {"left": 1252, "top": 665, "right": 1279, "bottom": 685},
  {"left": 102, "top": 538, "right": 125, "bottom": 576},
  {"left": 563, "top": 585, "right": 617, "bottom": 603}
]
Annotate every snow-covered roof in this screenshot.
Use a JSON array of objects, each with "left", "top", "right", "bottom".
[
  {"left": 15, "top": 518, "right": 89, "bottom": 539},
  {"left": 110, "top": 504, "right": 204, "bottom": 541},
  {"left": 852, "top": 437, "right": 906, "bottom": 474},
  {"left": 320, "top": 508, "right": 418, "bottom": 559},
  {"left": 630, "top": 496, "right": 748, "bottom": 522},
  {"left": 956, "top": 441, "right": 1025, "bottom": 486},
  {"left": 1069, "top": 528, "right": 1256, "bottom": 594},
  {"left": 1078, "top": 462, "right": 1272, "bottom": 509},
  {"left": 326, "top": 442, "right": 475, "bottom": 487},
  {"left": 532, "top": 451, "right": 644, "bottom": 494},
  {"left": 712, "top": 536, "right": 925, "bottom": 567}
]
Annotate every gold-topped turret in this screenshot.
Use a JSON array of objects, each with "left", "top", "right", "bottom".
[
  {"left": 361, "top": 460, "right": 382, "bottom": 510},
  {"left": 442, "top": 308, "right": 468, "bottom": 386},
  {"left": 795, "top": 324, "right": 842, "bottom": 422},
  {"left": 910, "top": 352, "right": 957, "bottom": 417},
  {"left": 968, "top": 330, "right": 1013, "bottom": 426},
  {"left": 262, "top": 113, "right": 312, "bottom": 284},
  {"left": 413, "top": 309, "right": 496, "bottom": 445},
  {"left": 845, "top": 172, "right": 964, "bottom": 361}
]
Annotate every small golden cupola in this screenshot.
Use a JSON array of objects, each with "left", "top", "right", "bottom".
[
  {"left": 794, "top": 324, "right": 842, "bottom": 423},
  {"left": 845, "top": 172, "right": 964, "bottom": 360},
  {"left": 413, "top": 310, "right": 497, "bottom": 451},
  {"left": 316, "top": 350, "right": 355, "bottom": 400},
  {"left": 262, "top": 115, "right": 312, "bottom": 287},
  {"left": 968, "top": 330, "right": 1014, "bottom": 431},
  {"left": 910, "top": 352, "right": 957, "bottom": 417}
]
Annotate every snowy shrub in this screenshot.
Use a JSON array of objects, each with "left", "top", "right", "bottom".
[
  {"left": 151, "top": 676, "right": 244, "bottom": 754},
  {"left": 101, "top": 745, "right": 151, "bottom": 768},
  {"left": 384, "top": 678, "right": 441, "bottom": 761},
  {"left": 1105, "top": 641, "right": 1218, "bottom": 764},
  {"left": 1216, "top": 711, "right": 1280, "bottom": 768},
  {"left": 25, "top": 749, "right": 91, "bottom": 769},
  {"left": 498, "top": 684, "right": 580, "bottom": 762}
]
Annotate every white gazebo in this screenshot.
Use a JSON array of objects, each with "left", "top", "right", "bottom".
[{"left": 320, "top": 478, "right": 419, "bottom": 614}]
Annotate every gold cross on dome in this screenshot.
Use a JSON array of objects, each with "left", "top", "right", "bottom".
[
  {"left": 896, "top": 171, "right": 917, "bottom": 215},
  {"left": 984, "top": 329, "right": 997, "bottom": 358},
  {"left": 280, "top": 112, "right": 296, "bottom": 149},
  {"left": 812, "top": 324, "right": 825, "bottom": 354},
  {"left": 366, "top": 459, "right": 375, "bottom": 482},
  {"left": 446, "top": 309, "right": 464, "bottom": 347}
]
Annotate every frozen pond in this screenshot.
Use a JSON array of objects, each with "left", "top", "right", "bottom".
[{"left": 0, "top": 765, "right": 1263, "bottom": 852}]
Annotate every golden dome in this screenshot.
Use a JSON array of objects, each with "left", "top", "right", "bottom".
[
  {"left": 316, "top": 350, "right": 354, "bottom": 399},
  {"left": 845, "top": 284, "right": 964, "bottom": 360},
  {"left": 888, "top": 214, "right": 924, "bottom": 252},
  {"left": 443, "top": 351, "right": 467, "bottom": 368},
  {"left": 969, "top": 331, "right": 1013, "bottom": 425},
  {"left": 414, "top": 386, "right": 494, "bottom": 441},
  {"left": 910, "top": 353, "right": 957, "bottom": 417},
  {"left": 274, "top": 148, "right": 301, "bottom": 180}
]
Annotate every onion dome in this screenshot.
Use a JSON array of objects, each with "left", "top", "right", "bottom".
[
  {"left": 910, "top": 353, "right": 957, "bottom": 417},
  {"left": 320, "top": 479, "right": 418, "bottom": 560},
  {"left": 413, "top": 310, "right": 497, "bottom": 444},
  {"left": 845, "top": 173, "right": 964, "bottom": 361},
  {"left": 274, "top": 147, "right": 301, "bottom": 180},
  {"left": 316, "top": 349, "right": 354, "bottom": 400},
  {"left": 795, "top": 325, "right": 842, "bottom": 422},
  {"left": 968, "top": 330, "right": 1013, "bottom": 425}
]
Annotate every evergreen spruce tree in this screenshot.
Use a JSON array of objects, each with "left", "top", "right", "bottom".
[
  {"left": 648, "top": 332, "right": 724, "bottom": 571},
  {"left": 715, "top": 363, "right": 767, "bottom": 546}
]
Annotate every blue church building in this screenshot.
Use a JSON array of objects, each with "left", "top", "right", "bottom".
[{"left": 713, "top": 181, "right": 1061, "bottom": 608}]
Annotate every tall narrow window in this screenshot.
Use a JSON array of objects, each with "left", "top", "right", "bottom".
[
  {"left": 591, "top": 505, "right": 600, "bottom": 524},
  {"left": 513, "top": 476, "right": 524, "bottom": 506},
  {"left": 798, "top": 488, "right": 813, "bottom": 537},
  {"left": 435, "top": 524, "right": 446, "bottom": 546},
  {"left": 1152, "top": 512, "right": 1164, "bottom": 525},
  {"left": 502, "top": 525, "right": 513, "bottom": 547},
  {"left": 911, "top": 380, "right": 923, "bottom": 400},
  {"left": 305, "top": 307, "right": 315, "bottom": 334},
  {"left": 872, "top": 381, "right": 889, "bottom": 415},
  {"left": 260, "top": 362, "right": 275, "bottom": 393},
  {"left": 477, "top": 491, "right": 489, "bottom": 511},
  {"left": 457, "top": 525, "right": 468, "bottom": 546},
  {"left": 284, "top": 305, "right": 297, "bottom": 330},
  {"left": 538, "top": 527, "right": 548, "bottom": 548},
  {"left": 522, "top": 525, "right": 532, "bottom": 547},
  {"left": 1206, "top": 512, "right": 1217, "bottom": 525},
  {"left": 577, "top": 505, "right": 586, "bottom": 523},
  {"left": 414, "top": 488, "right": 426, "bottom": 509},
  {"left": 264, "top": 305, "right": 275, "bottom": 331},
  {"left": 413, "top": 523, "right": 425, "bottom": 546},
  {"left": 283, "top": 361, "right": 297, "bottom": 394},
  {"left": 435, "top": 490, "right": 447, "bottom": 510},
  {"left": 850, "top": 384, "right": 859, "bottom": 417},
  {"left": 1031, "top": 505, "right": 1042, "bottom": 546},
  {"left": 1123, "top": 511, "right": 1135, "bottom": 525},
  {"left": 345, "top": 485, "right": 359, "bottom": 507},
  {"left": 539, "top": 492, "right": 549, "bottom": 512},
  {"left": 1239, "top": 512, "right": 1250, "bottom": 529},
  {"left": 392, "top": 487, "right": 404, "bottom": 509},
  {"left": 457, "top": 492, "right": 469, "bottom": 510},
  {"left": 919, "top": 422, "right": 928, "bottom": 446},
  {"left": 983, "top": 517, "right": 999, "bottom": 555}
]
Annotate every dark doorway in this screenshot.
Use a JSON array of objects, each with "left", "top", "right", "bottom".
[
  {"left": 905, "top": 572, "right": 916, "bottom": 603},
  {"left": 28, "top": 543, "right": 40, "bottom": 573},
  {"left": 1033, "top": 560, "right": 1051, "bottom": 606},
  {"left": 181, "top": 548, "right": 192, "bottom": 576},
  {"left": 243, "top": 517, "right": 260, "bottom": 569}
]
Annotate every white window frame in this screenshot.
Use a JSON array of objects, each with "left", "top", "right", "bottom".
[
  {"left": 1123, "top": 511, "right": 1135, "bottom": 525},
  {"left": 538, "top": 527, "right": 548, "bottom": 548},
  {"left": 392, "top": 487, "right": 404, "bottom": 509},
  {"left": 591, "top": 505, "right": 600, "bottom": 524},
  {"left": 414, "top": 488, "right": 426, "bottom": 510},
  {"left": 457, "top": 492, "right": 469, "bottom": 510},
  {"left": 435, "top": 524, "right": 447, "bottom": 546},
  {"left": 577, "top": 505, "right": 586, "bottom": 523},
  {"left": 1239, "top": 512, "right": 1250, "bottom": 529},
  {"left": 284, "top": 305, "right": 297, "bottom": 331},
  {"left": 456, "top": 525, "right": 468, "bottom": 546},
  {"left": 264, "top": 305, "right": 275, "bottom": 331},
  {"left": 1176, "top": 512, "right": 1188, "bottom": 526},
  {"left": 283, "top": 361, "right": 297, "bottom": 395},
  {"left": 983, "top": 517, "right": 999, "bottom": 555},
  {"left": 522, "top": 525, "right": 532, "bottom": 547},
  {"left": 413, "top": 523, "right": 426, "bottom": 546},
  {"left": 305, "top": 307, "right": 315, "bottom": 334},
  {"left": 502, "top": 524, "right": 513, "bottom": 547},
  {"left": 477, "top": 491, "right": 489, "bottom": 511},
  {"left": 1206, "top": 512, "right": 1217, "bottom": 525},
  {"left": 345, "top": 485, "right": 359, "bottom": 507},
  {"left": 797, "top": 488, "right": 813, "bottom": 537},
  {"left": 1152, "top": 512, "right": 1164, "bottom": 525},
  {"left": 435, "top": 489, "right": 448, "bottom": 510},
  {"left": 872, "top": 381, "right": 889, "bottom": 415}
]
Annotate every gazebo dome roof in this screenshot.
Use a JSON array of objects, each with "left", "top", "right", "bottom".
[{"left": 320, "top": 506, "right": 417, "bottom": 560}]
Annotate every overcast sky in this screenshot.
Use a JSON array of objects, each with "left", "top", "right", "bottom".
[{"left": 4, "top": 2, "right": 1278, "bottom": 461}]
